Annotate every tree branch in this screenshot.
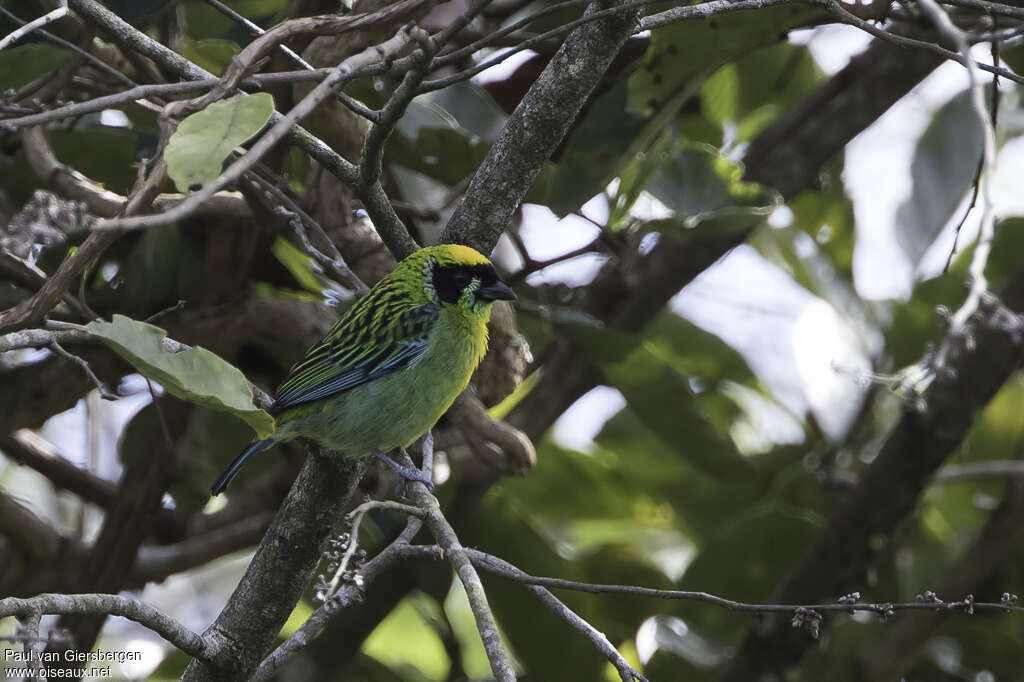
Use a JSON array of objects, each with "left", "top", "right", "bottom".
[
  {"left": 0, "top": 2, "right": 68, "bottom": 52},
  {"left": 720, "top": 281, "right": 1024, "bottom": 680},
  {"left": 94, "top": 25, "right": 424, "bottom": 232},
  {"left": 252, "top": 511, "right": 424, "bottom": 680},
  {"left": 441, "top": 0, "right": 641, "bottom": 253},
  {"left": 0, "top": 594, "right": 230, "bottom": 668},
  {"left": 180, "top": 452, "right": 368, "bottom": 681},
  {"left": 397, "top": 439, "right": 518, "bottom": 681}
]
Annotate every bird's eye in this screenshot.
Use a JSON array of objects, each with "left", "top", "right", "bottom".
[{"left": 452, "top": 271, "right": 472, "bottom": 288}]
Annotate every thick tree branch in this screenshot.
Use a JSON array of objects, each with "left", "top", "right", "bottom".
[
  {"left": 442, "top": 0, "right": 641, "bottom": 253},
  {"left": 180, "top": 452, "right": 368, "bottom": 681},
  {"left": 720, "top": 277, "right": 1024, "bottom": 680},
  {"left": 252, "top": 512, "right": 424, "bottom": 680}
]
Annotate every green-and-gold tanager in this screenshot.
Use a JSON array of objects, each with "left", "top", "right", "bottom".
[{"left": 211, "top": 244, "right": 515, "bottom": 494}]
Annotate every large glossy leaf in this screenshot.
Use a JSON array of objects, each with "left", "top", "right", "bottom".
[
  {"left": 894, "top": 90, "right": 984, "bottom": 268},
  {"left": 627, "top": 6, "right": 820, "bottom": 118},
  {"left": 547, "top": 78, "right": 651, "bottom": 216},
  {"left": 635, "top": 142, "right": 779, "bottom": 236},
  {"left": 85, "top": 315, "right": 274, "bottom": 438},
  {"left": 887, "top": 218, "right": 1024, "bottom": 366},
  {"left": 678, "top": 502, "right": 824, "bottom": 638},
  {"left": 165, "top": 92, "right": 274, "bottom": 192},
  {"left": 388, "top": 126, "right": 489, "bottom": 188},
  {"left": 562, "top": 322, "right": 756, "bottom": 482},
  {"left": 363, "top": 593, "right": 451, "bottom": 678}
]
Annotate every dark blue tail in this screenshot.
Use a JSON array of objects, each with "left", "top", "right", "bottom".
[{"left": 211, "top": 439, "right": 274, "bottom": 495}]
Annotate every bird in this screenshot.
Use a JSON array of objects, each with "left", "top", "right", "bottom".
[{"left": 211, "top": 243, "right": 516, "bottom": 495}]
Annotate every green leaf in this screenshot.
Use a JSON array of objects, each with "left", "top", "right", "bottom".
[
  {"left": 363, "top": 593, "right": 451, "bottom": 678},
  {"left": 730, "top": 42, "right": 821, "bottom": 139},
  {"left": 389, "top": 126, "right": 489, "bottom": 187},
  {"left": 887, "top": 218, "right": 1024, "bottom": 366},
  {"left": 895, "top": 90, "right": 984, "bottom": 268},
  {"left": 0, "top": 43, "right": 68, "bottom": 90},
  {"left": 634, "top": 142, "right": 779, "bottom": 236},
  {"left": 180, "top": 37, "right": 241, "bottom": 76},
  {"left": 85, "top": 315, "right": 274, "bottom": 438},
  {"left": 548, "top": 78, "right": 651, "bottom": 216},
  {"left": 627, "top": 6, "right": 821, "bottom": 118},
  {"left": 699, "top": 63, "right": 740, "bottom": 127},
  {"left": 270, "top": 236, "right": 349, "bottom": 300},
  {"left": 562, "top": 322, "right": 756, "bottom": 482},
  {"left": 165, "top": 92, "right": 274, "bottom": 192}
]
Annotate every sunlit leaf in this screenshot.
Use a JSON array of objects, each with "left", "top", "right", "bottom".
[
  {"left": 894, "top": 90, "right": 984, "bottom": 268},
  {"left": 633, "top": 142, "right": 780, "bottom": 236},
  {"left": 562, "top": 323, "right": 756, "bottom": 481},
  {"left": 363, "top": 593, "right": 451, "bottom": 679},
  {"left": 627, "top": 6, "right": 820, "bottom": 118},
  {"left": 887, "top": 218, "right": 1024, "bottom": 366}
]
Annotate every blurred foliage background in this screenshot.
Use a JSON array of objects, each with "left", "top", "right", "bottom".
[{"left": 2, "top": 0, "right": 1024, "bottom": 680}]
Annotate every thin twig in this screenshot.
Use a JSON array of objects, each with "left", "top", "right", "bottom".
[
  {"left": 817, "top": 0, "right": 1024, "bottom": 85},
  {"left": 0, "top": 70, "right": 333, "bottom": 130},
  {"left": 392, "top": 545, "right": 1024, "bottom": 617},
  {"left": 941, "top": 0, "right": 1024, "bottom": 20},
  {"left": 506, "top": 239, "right": 603, "bottom": 284},
  {"left": 202, "top": 0, "right": 379, "bottom": 121},
  {"left": 398, "top": 440, "right": 517, "bottom": 681},
  {"left": 316, "top": 499, "right": 424, "bottom": 602},
  {"left": 49, "top": 340, "right": 117, "bottom": 400},
  {"left": 253, "top": 505, "right": 425, "bottom": 680},
  {"left": 943, "top": 160, "right": 983, "bottom": 273},
  {"left": 918, "top": 0, "right": 1000, "bottom": 372},
  {"left": 0, "top": 1, "right": 68, "bottom": 52},
  {"left": 935, "top": 460, "right": 1024, "bottom": 483},
  {"left": 94, "top": 26, "right": 423, "bottom": 232},
  {"left": 526, "top": 584, "right": 648, "bottom": 682},
  {"left": 358, "top": 33, "right": 436, "bottom": 190},
  {"left": 15, "top": 610, "right": 45, "bottom": 676},
  {"left": 0, "top": 324, "right": 274, "bottom": 409},
  {"left": 271, "top": 205, "right": 369, "bottom": 295},
  {"left": 0, "top": 5, "right": 135, "bottom": 87}
]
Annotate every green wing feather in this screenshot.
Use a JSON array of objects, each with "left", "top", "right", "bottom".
[{"left": 272, "top": 283, "right": 438, "bottom": 413}]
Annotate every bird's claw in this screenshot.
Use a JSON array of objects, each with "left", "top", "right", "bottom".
[{"left": 375, "top": 450, "right": 434, "bottom": 496}]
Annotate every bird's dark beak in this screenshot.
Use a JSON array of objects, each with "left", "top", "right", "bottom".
[{"left": 476, "top": 281, "right": 516, "bottom": 302}]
